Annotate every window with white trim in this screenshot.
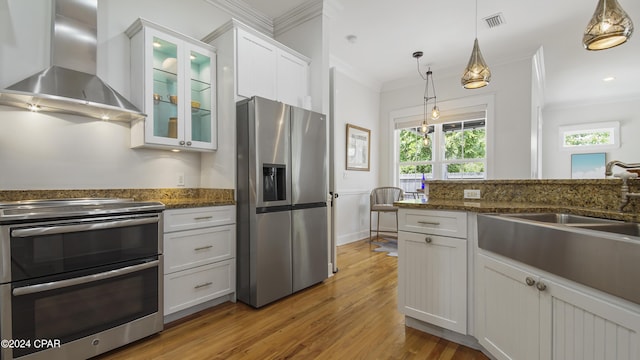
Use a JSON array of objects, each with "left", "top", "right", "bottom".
[
  {"left": 559, "top": 121, "right": 619, "bottom": 151},
  {"left": 396, "top": 110, "right": 487, "bottom": 192}
]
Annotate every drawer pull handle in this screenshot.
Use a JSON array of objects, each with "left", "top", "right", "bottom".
[
  {"left": 525, "top": 277, "right": 536, "bottom": 286},
  {"left": 425, "top": 236, "right": 432, "bottom": 244},
  {"left": 194, "top": 282, "right": 213, "bottom": 289},
  {"left": 417, "top": 221, "right": 440, "bottom": 226},
  {"left": 194, "top": 245, "right": 213, "bottom": 251},
  {"left": 194, "top": 216, "right": 213, "bottom": 221}
]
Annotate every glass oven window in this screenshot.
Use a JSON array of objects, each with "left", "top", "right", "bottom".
[
  {"left": 11, "top": 263, "right": 159, "bottom": 358},
  {"left": 10, "top": 220, "right": 159, "bottom": 281}
]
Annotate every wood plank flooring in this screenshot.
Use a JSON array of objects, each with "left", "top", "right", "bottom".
[{"left": 98, "top": 239, "right": 489, "bottom": 360}]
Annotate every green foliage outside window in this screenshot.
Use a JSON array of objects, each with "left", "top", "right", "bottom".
[
  {"left": 444, "top": 128, "right": 486, "bottom": 173},
  {"left": 399, "top": 121, "right": 486, "bottom": 178},
  {"left": 563, "top": 131, "right": 611, "bottom": 147},
  {"left": 399, "top": 129, "right": 432, "bottom": 174}
]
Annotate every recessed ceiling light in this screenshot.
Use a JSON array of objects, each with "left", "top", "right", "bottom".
[
  {"left": 603, "top": 76, "right": 615, "bottom": 82},
  {"left": 346, "top": 34, "right": 357, "bottom": 44}
]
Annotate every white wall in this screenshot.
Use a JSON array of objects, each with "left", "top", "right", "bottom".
[
  {"left": 0, "top": 0, "right": 233, "bottom": 190},
  {"left": 379, "top": 57, "right": 533, "bottom": 182},
  {"left": 275, "top": 14, "right": 330, "bottom": 116},
  {"left": 542, "top": 97, "right": 640, "bottom": 178},
  {"left": 331, "top": 68, "right": 381, "bottom": 245}
]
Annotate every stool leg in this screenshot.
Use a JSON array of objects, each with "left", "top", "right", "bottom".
[
  {"left": 376, "top": 212, "right": 380, "bottom": 240},
  {"left": 395, "top": 211, "right": 399, "bottom": 235}
]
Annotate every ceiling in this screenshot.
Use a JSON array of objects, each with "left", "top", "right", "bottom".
[{"left": 242, "top": 0, "right": 639, "bottom": 106}]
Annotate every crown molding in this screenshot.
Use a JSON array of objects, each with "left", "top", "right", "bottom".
[
  {"left": 322, "top": 0, "right": 343, "bottom": 19},
  {"left": 273, "top": 0, "right": 323, "bottom": 37},
  {"left": 203, "top": 0, "right": 274, "bottom": 36}
]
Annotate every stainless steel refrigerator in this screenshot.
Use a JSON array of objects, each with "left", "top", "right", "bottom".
[{"left": 236, "top": 96, "right": 328, "bottom": 308}]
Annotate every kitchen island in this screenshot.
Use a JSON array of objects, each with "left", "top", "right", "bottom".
[{"left": 395, "top": 179, "right": 640, "bottom": 360}]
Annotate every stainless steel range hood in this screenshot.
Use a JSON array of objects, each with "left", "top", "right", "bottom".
[{"left": 0, "top": 0, "right": 145, "bottom": 122}]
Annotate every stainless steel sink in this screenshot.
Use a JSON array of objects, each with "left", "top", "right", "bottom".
[
  {"left": 500, "top": 213, "right": 617, "bottom": 225},
  {"left": 570, "top": 223, "right": 640, "bottom": 237},
  {"left": 477, "top": 213, "right": 640, "bottom": 305}
]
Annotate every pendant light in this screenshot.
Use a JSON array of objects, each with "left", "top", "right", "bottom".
[
  {"left": 461, "top": 0, "right": 491, "bottom": 89},
  {"left": 412, "top": 51, "right": 440, "bottom": 147},
  {"left": 583, "top": 0, "right": 634, "bottom": 50}
]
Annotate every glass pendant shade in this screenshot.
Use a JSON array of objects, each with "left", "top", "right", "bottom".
[
  {"left": 431, "top": 105, "right": 440, "bottom": 120},
  {"left": 583, "top": 0, "right": 634, "bottom": 50},
  {"left": 462, "top": 38, "right": 491, "bottom": 89},
  {"left": 421, "top": 120, "right": 428, "bottom": 133},
  {"left": 423, "top": 134, "right": 430, "bottom": 146}
]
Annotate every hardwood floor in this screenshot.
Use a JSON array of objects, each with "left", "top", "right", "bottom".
[{"left": 98, "top": 239, "right": 489, "bottom": 359}]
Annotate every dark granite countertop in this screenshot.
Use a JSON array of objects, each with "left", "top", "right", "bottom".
[
  {"left": 395, "top": 198, "right": 640, "bottom": 223},
  {"left": 0, "top": 188, "right": 235, "bottom": 210}
]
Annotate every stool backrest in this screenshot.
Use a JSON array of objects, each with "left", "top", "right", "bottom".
[{"left": 370, "top": 187, "right": 404, "bottom": 209}]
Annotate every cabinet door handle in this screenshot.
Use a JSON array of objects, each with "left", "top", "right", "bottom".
[
  {"left": 186, "top": 141, "right": 192, "bottom": 146},
  {"left": 179, "top": 140, "right": 186, "bottom": 145},
  {"left": 424, "top": 236, "right": 432, "bottom": 244},
  {"left": 194, "top": 245, "right": 213, "bottom": 251},
  {"left": 194, "top": 282, "right": 212, "bottom": 289},
  {"left": 194, "top": 216, "right": 213, "bottom": 221},
  {"left": 417, "top": 221, "right": 440, "bottom": 226},
  {"left": 536, "top": 282, "right": 547, "bottom": 291},
  {"left": 525, "top": 277, "right": 536, "bottom": 286}
]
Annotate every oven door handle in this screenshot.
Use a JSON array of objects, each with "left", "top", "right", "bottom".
[
  {"left": 12, "top": 260, "right": 159, "bottom": 296},
  {"left": 11, "top": 216, "right": 159, "bottom": 238}
]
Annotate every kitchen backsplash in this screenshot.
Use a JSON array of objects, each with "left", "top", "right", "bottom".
[{"left": 424, "top": 179, "right": 639, "bottom": 213}]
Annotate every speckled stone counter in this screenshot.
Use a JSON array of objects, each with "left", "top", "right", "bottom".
[
  {"left": 0, "top": 188, "right": 235, "bottom": 209},
  {"left": 396, "top": 179, "right": 640, "bottom": 222}
]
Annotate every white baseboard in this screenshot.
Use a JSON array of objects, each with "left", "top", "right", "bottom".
[
  {"left": 163, "top": 294, "right": 235, "bottom": 325},
  {"left": 337, "top": 229, "right": 369, "bottom": 245}
]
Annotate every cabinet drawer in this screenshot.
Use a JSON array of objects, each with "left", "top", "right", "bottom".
[
  {"left": 164, "top": 224, "right": 235, "bottom": 274},
  {"left": 399, "top": 209, "right": 467, "bottom": 238},
  {"left": 164, "top": 259, "right": 235, "bottom": 315},
  {"left": 164, "top": 205, "right": 235, "bottom": 232}
]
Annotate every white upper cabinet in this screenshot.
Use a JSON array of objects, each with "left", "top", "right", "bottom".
[
  {"left": 276, "top": 50, "right": 309, "bottom": 108},
  {"left": 126, "top": 18, "right": 217, "bottom": 151},
  {"left": 236, "top": 29, "right": 277, "bottom": 100},
  {"left": 203, "top": 19, "right": 310, "bottom": 108}
]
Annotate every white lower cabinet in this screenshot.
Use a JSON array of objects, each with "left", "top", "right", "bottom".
[
  {"left": 476, "top": 253, "right": 541, "bottom": 360},
  {"left": 477, "top": 253, "right": 640, "bottom": 360},
  {"left": 398, "top": 209, "right": 468, "bottom": 334},
  {"left": 164, "top": 259, "right": 234, "bottom": 314},
  {"left": 163, "top": 206, "right": 235, "bottom": 319}
]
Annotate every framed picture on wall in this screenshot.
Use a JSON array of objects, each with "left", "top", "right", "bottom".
[
  {"left": 571, "top": 152, "right": 606, "bottom": 179},
  {"left": 346, "top": 123, "right": 370, "bottom": 171}
]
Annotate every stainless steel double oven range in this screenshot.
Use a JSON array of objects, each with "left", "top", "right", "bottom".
[{"left": 0, "top": 198, "right": 165, "bottom": 360}]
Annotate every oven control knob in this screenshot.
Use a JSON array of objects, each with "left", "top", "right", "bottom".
[{"left": 92, "top": 339, "right": 100, "bottom": 346}]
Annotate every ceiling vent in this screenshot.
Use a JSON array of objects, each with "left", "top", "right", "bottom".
[{"left": 483, "top": 13, "right": 505, "bottom": 29}]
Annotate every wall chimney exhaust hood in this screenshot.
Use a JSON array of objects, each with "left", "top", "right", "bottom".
[{"left": 0, "top": 0, "right": 145, "bottom": 122}]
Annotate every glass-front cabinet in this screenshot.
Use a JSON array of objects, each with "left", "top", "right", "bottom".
[{"left": 126, "top": 19, "right": 216, "bottom": 151}]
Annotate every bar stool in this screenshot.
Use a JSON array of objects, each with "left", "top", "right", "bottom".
[{"left": 369, "top": 187, "right": 404, "bottom": 241}]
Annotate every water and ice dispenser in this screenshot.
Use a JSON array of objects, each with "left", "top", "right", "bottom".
[{"left": 262, "top": 164, "right": 286, "bottom": 202}]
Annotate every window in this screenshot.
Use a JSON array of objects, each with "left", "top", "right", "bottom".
[
  {"left": 396, "top": 110, "right": 487, "bottom": 192},
  {"left": 442, "top": 119, "right": 486, "bottom": 179},
  {"left": 559, "top": 121, "right": 619, "bottom": 151}
]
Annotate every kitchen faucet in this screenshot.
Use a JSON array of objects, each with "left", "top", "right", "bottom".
[
  {"left": 605, "top": 160, "right": 640, "bottom": 176},
  {"left": 614, "top": 171, "right": 640, "bottom": 211}
]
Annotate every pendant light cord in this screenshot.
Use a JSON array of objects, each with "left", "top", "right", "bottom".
[{"left": 475, "top": 0, "right": 478, "bottom": 39}]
